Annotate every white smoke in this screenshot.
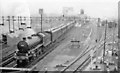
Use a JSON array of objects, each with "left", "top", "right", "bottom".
[
  {"left": 14, "top": 1, "right": 31, "bottom": 28},
  {"left": 1, "top": 0, "right": 31, "bottom": 38},
  {"left": 21, "top": 29, "right": 36, "bottom": 38}
]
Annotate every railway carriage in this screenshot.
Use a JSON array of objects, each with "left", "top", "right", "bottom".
[
  {"left": 61, "top": 24, "right": 68, "bottom": 34},
  {"left": 41, "top": 32, "right": 51, "bottom": 47},
  {"left": 67, "top": 21, "right": 75, "bottom": 29},
  {"left": 50, "top": 27, "right": 63, "bottom": 42}
]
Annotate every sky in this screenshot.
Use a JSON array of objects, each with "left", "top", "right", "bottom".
[{"left": 0, "top": 0, "right": 119, "bottom": 19}]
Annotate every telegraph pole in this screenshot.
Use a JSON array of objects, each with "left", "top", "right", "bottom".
[
  {"left": 103, "top": 20, "right": 107, "bottom": 70},
  {"left": 95, "top": 18, "right": 100, "bottom": 68},
  {"left": 112, "top": 22, "right": 117, "bottom": 56}
]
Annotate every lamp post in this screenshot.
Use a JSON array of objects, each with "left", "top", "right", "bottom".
[
  {"left": 39, "top": 9, "right": 43, "bottom": 32},
  {"left": 112, "top": 22, "right": 115, "bottom": 56},
  {"left": 18, "top": 16, "right": 20, "bottom": 30},
  {"left": 2, "top": 16, "right": 4, "bottom": 26},
  {"left": 12, "top": 16, "right": 15, "bottom": 33},
  {"left": 19, "top": 16, "right": 22, "bottom": 30},
  {"left": 0, "top": 16, "right": 4, "bottom": 26},
  {"left": 30, "top": 17, "right": 32, "bottom": 25},
  {"left": 7, "top": 16, "right": 11, "bottom": 33},
  {"left": 50, "top": 17, "right": 52, "bottom": 30},
  {"left": 41, "top": 13, "right": 42, "bottom": 32}
]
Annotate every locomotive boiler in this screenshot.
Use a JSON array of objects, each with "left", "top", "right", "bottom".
[{"left": 17, "top": 33, "right": 43, "bottom": 53}]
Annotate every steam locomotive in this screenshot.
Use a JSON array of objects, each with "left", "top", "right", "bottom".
[{"left": 14, "top": 21, "right": 75, "bottom": 67}]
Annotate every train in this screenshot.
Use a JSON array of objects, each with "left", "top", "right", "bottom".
[
  {"left": 101, "top": 20, "right": 117, "bottom": 28},
  {"left": 14, "top": 21, "right": 75, "bottom": 67}
]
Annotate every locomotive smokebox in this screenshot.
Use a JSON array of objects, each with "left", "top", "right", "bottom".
[{"left": 17, "top": 41, "right": 29, "bottom": 53}]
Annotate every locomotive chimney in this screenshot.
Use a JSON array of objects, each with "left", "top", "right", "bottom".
[{"left": 23, "top": 37, "right": 26, "bottom": 41}]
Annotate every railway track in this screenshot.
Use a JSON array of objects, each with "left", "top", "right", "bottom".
[
  {"left": 0, "top": 45, "right": 16, "bottom": 67},
  {"left": 73, "top": 44, "right": 104, "bottom": 73},
  {"left": 1, "top": 57, "right": 15, "bottom": 67},
  {"left": 0, "top": 52, "right": 15, "bottom": 67},
  {"left": 60, "top": 28, "right": 105, "bottom": 72},
  {"left": 2, "top": 52, "right": 14, "bottom": 62},
  {"left": 73, "top": 56, "right": 90, "bottom": 72},
  {"left": 73, "top": 27, "right": 118, "bottom": 72},
  {"left": 61, "top": 40, "right": 104, "bottom": 73},
  {"left": 61, "top": 45, "right": 90, "bottom": 72}
]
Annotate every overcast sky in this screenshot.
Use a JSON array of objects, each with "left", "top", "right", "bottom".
[{"left": 0, "top": 0, "right": 119, "bottom": 19}]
